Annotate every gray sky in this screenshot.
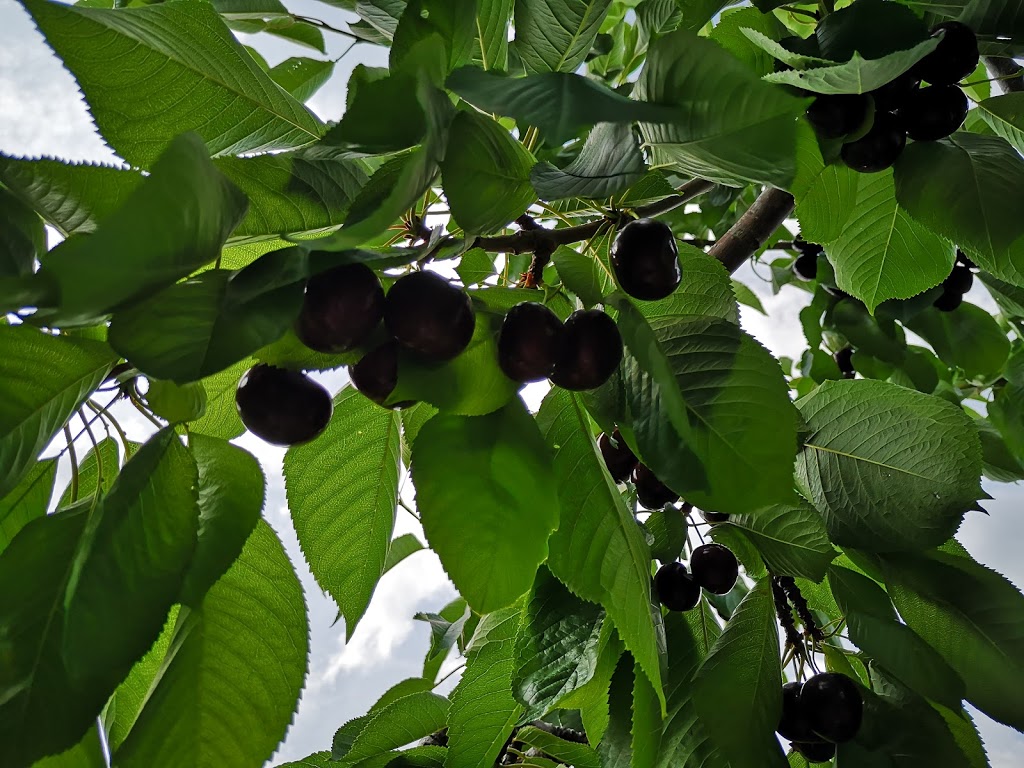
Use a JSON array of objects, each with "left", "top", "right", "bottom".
[{"left": 2, "top": 0, "right": 1022, "bottom": 764}]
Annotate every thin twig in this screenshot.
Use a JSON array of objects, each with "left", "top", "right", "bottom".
[{"left": 63, "top": 424, "right": 79, "bottom": 504}]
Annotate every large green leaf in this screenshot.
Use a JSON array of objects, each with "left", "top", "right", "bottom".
[
  {"left": 31, "top": 725, "right": 106, "bottom": 768},
  {"left": 19, "top": 0, "right": 323, "bottom": 167},
  {"left": 976, "top": 92, "right": 1024, "bottom": 154},
  {"left": 796, "top": 380, "right": 983, "bottom": 552},
  {"left": 792, "top": 135, "right": 858, "bottom": 244},
  {"left": 334, "top": 692, "right": 449, "bottom": 765},
  {"left": 894, "top": 133, "right": 1024, "bottom": 287},
  {"left": 904, "top": 302, "right": 1010, "bottom": 378},
  {"left": 514, "top": 0, "right": 613, "bottom": 73},
  {"left": 513, "top": 567, "right": 606, "bottom": 720},
  {"left": 823, "top": 170, "right": 954, "bottom": 313},
  {"left": 188, "top": 358, "right": 249, "bottom": 440},
  {"left": 0, "top": 325, "right": 113, "bottom": 498},
  {"left": 726, "top": 500, "right": 837, "bottom": 581},
  {"left": 476, "top": 0, "right": 514, "bottom": 70},
  {"left": 0, "top": 509, "right": 104, "bottom": 767},
  {"left": 0, "top": 458, "right": 56, "bottom": 556},
  {"left": 440, "top": 110, "right": 536, "bottom": 235},
  {"left": 535, "top": 389, "right": 666, "bottom": 711},
  {"left": 36, "top": 134, "right": 248, "bottom": 326},
  {"left": 617, "top": 304, "right": 798, "bottom": 514},
  {"left": 596, "top": 654, "right": 638, "bottom": 768},
  {"left": 636, "top": 29, "right": 809, "bottom": 188},
  {"left": 692, "top": 580, "right": 787, "bottom": 768},
  {"left": 446, "top": 66, "right": 682, "bottom": 145},
  {"left": 558, "top": 621, "right": 623, "bottom": 744},
  {"left": 446, "top": 604, "right": 523, "bottom": 768},
  {"left": 531, "top": 123, "right": 646, "bottom": 201},
  {"left": 108, "top": 253, "right": 306, "bottom": 383},
  {"left": 0, "top": 186, "right": 43, "bottom": 278},
  {"left": 515, "top": 726, "right": 600, "bottom": 768},
  {"left": 114, "top": 521, "right": 308, "bottom": 768},
  {"left": 268, "top": 57, "right": 336, "bottom": 102},
  {"left": 411, "top": 399, "right": 559, "bottom": 613},
  {"left": 391, "top": 0, "right": 476, "bottom": 74},
  {"left": 63, "top": 429, "right": 199, "bottom": 690},
  {"left": 828, "top": 565, "right": 965, "bottom": 710},
  {"left": 284, "top": 386, "right": 400, "bottom": 637}
]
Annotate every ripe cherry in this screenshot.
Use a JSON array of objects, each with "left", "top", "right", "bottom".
[
  {"left": 800, "top": 672, "right": 864, "bottom": 743},
  {"left": 384, "top": 271, "right": 475, "bottom": 363},
  {"left": 806, "top": 94, "right": 871, "bottom": 139},
  {"left": 834, "top": 347, "right": 855, "bottom": 378},
  {"left": 793, "top": 253, "right": 819, "bottom": 282},
  {"left": 497, "top": 302, "right": 566, "bottom": 383},
  {"left": 549, "top": 309, "right": 623, "bottom": 391},
  {"left": 915, "top": 22, "right": 979, "bottom": 85},
  {"left": 841, "top": 112, "right": 906, "bottom": 173},
  {"left": 793, "top": 740, "right": 837, "bottom": 763},
  {"left": 236, "top": 364, "right": 332, "bottom": 446},
  {"left": 349, "top": 340, "right": 413, "bottom": 408},
  {"left": 633, "top": 463, "right": 679, "bottom": 510},
  {"left": 599, "top": 429, "right": 638, "bottom": 484},
  {"left": 689, "top": 543, "right": 738, "bottom": 594},
  {"left": 654, "top": 562, "right": 701, "bottom": 612},
  {"left": 703, "top": 510, "right": 730, "bottom": 524},
  {"left": 295, "top": 263, "right": 384, "bottom": 353},
  {"left": 943, "top": 263, "right": 974, "bottom": 295},
  {"left": 934, "top": 288, "right": 964, "bottom": 312},
  {"left": 777, "top": 682, "right": 816, "bottom": 742},
  {"left": 871, "top": 71, "right": 920, "bottom": 113},
  {"left": 956, "top": 249, "right": 976, "bottom": 270},
  {"left": 610, "top": 218, "right": 681, "bottom": 300},
  {"left": 899, "top": 84, "right": 967, "bottom": 141}
]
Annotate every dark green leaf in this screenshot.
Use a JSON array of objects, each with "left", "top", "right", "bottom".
[
  {"left": 516, "top": 726, "right": 600, "bottom": 768},
  {"left": 476, "top": 0, "right": 514, "bottom": 71},
  {"left": 552, "top": 246, "right": 614, "bottom": 308},
  {"left": 0, "top": 458, "right": 56, "bottom": 556},
  {"left": 728, "top": 500, "right": 837, "bottom": 581},
  {"left": 391, "top": 0, "right": 476, "bottom": 74},
  {"left": 383, "top": 533, "right": 425, "bottom": 574},
  {"left": 636, "top": 244, "right": 740, "bottom": 324},
  {"left": 643, "top": 508, "right": 688, "bottom": 564},
  {"left": 692, "top": 580, "right": 787, "bottom": 768},
  {"left": 334, "top": 691, "right": 449, "bottom": 765},
  {"left": 411, "top": 399, "right": 559, "bottom": 612},
  {"left": 285, "top": 386, "right": 400, "bottom": 636},
  {"left": 557, "top": 621, "right": 623, "bottom": 743},
  {"left": 814, "top": 0, "right": 928, "bottom": 61},
  {"left": 114, "top": 521, "right": 308, "bottom": 767},
  {"left": 323, "top": 73, "right": 427, "bottom": 153},
  {"left": 63, "top": 428, "right": 199, "bottom": 689},
  {"left": 455, "top": 248, "right": 497, "bottom": 286},
  {"left": 0, "top": 186, "right": 44, "bottom": 278},
  {"left": 268, "top": 56, "right": 335, "bottom": 101},
  {"left": 19, "top": 0, "right": 323, "bottom": 167},
  {"left": 596, "top": 654, "right": 636, "bottom": 768},
  {"left": 0, "top": 325, "right": 114, "bottom": 498},
  {"left": 514, "top": 0, "right": 612, "bottom": 73},
  {"left": 414, "top": 597, "right": 469, "bottom": 683},
  {"left": 58, "top": 438, "right": 118, "bottom": 508},
  {"left": 904, "top": 302, "right": 1010, "bottom": 378},
  {"left": 796, "top": 380, "right": 983, "bottom": 552},
  {"left": 531, "top": 123, "right": 645, "bottom": 201}
]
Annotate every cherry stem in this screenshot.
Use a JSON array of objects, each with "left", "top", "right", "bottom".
[{"left": 63, "top": 424, "right": 79, "bottom": 504}]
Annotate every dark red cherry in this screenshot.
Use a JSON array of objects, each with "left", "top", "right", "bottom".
[
  {"left": 778, "top": 682, "right": 816, "bottom": 742},
  {"left": 689, "top": 543, "right": 738, "bottom": 594},
  {"left": 654, "top": 562, "right": 701, "bottom": 612},
  {"left": 295, "top": 263, "right": 384, "bottom": 353},
  {"left": 871, "top": 71, "right": 920, "bottom": 113},
  {"left": 384, "top": 271, "right": 475, "bottom": 363},
  {"left": 610, "top": 218, "right": 681, "bottom": 300},
  {"left": 943, "top": 263, "right": 974, "bottom": 294},
  {"left": 834, "top": 347, "right": 855, "bottom": 378},
  {"left": 236, "top": 364, "right": 332, "bottom": 446},
  {"left": 349, "top": 340, "right": 403, "bottom": 406},
  {"left": 956, "top": 249, "right": 976, "bottom": 270},
  {"left": 599, "top": 429, "right": 638, "bottom": 484},
  {"left": 933, "top": 288, "right": 963, "bottom": 312},
  {"left": 549, "top": 309, "right": 623, "bottom": 391},
  {"left": 800, "top": 672, "right": 864, "bottom": 743},
  {"left": 793, "top": 253, "right": 819, "bottom": 281},
  {"left": 915, "top": 22, "right": 979, "bottom": 85},
  {"left": 632, "top": 463, "right": 679, "bottom": 510},
  {"left": 806, "top": 94, "right": 871, "bottom": 139},
  {"left": 841, "top": 112, "right": 906, "bottom": 173},
  {"left": 899, "top": 84, "right": 967, "bottom": 141},
  {"left": 497, "top": 302, "right": 566, "bottom": 383}
]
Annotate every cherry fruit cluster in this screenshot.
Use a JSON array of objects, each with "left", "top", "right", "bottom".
[{"left": 777, "top": 672, "right": 864, "bottom": 763}]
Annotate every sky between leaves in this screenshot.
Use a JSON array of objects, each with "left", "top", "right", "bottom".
[{"left": 1, "top": 1, "right": 1023, "bottom": 765}]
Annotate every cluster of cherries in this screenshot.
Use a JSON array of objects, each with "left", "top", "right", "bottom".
[
  {"left": 803, "top": 22, "right": 979, "bottom": 173},
  {"left": 777, "top": 673, "right": 864, "bottom": 763},
  {"left": 933, "top": 250, "right": 976, "bottom": 311}
]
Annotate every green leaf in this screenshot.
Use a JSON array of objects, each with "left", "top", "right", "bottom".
[
  {"left": 796, "top": 380, "right": 983, "bottom": 552},
  {"left": 636, "top": 29, "right": 809, "bottom": 188},
  {"left": 36, "top": 134, "right": 248, "bottom": 326},
  {"left": 440, "top": 109, "right": 536, "bottom": 235},
  {"left": 415, "top": 598, "right": 470, "bottom": 683},
  {"left": 531, "top": 123, "right": 646, "bottom": 201},
  {"left": 976, "top": 92, "right": 1024, "bottom": 154},
  {"left": 446, "top": 604, "right": 523, "bottom": 768},
  {"left": 268, "top": 57, "right": 335, "bottom": 102},
  {"left": 514, "top": 0, "right": 612, "bottom": 73},
  {"left": 58, "top": 438, "right": 118, "bottom": 508},
  {"left": 114, "top": 521, "right": 308, "bottom": 768},
  {"left": 557, "top": 620, "right": 623, "bottom": 744},
  {"left": 0, "top": 325, "right": 113, "bottom": 498},
  {"left": 616, "top": 304, "right": 798, "bottom": 514},
  {"left": 446, "top": 66, "right": 682, "bottom": 145},
  {"left": 710, "top": 8, "right": 785, "bottom": 78},
  {"left": 764, "top": 37, "right": 940, "bottom": 94},
  {"left": 894, "top": 133, "right": 1024, "bottom": 286},
  {"left": 324, "top": 73, "right": 426, "bottom": 153},
  {"left": 411, "top": 400, "right": 559, "bottom": 612},
  {"left": 976, "top": 416, "right": 1024, "bottom": 482},
  {"left": 828, "top": 565, "right": 965, "bottom": 710},
  {"left": 476, "top": 0, "right": 514, "bottom": 71},
  {"left": 731, "top": 280, "right": 766, "bottom": 315},
  {"left": 455, "top": 248, "right": 497, "bottom": 286},
  {"left": 513, "top": 567, "right": 606, "bottom": 720},
  {"left": 741, "top": 28, "right": 831, "bottom": 70},
  {"left": 19, "top": 0, "right": 323, "bottom": 167},
  {"left": 535, "top": 388, "right": 666, "bottom": 711},
  {"left": 146, "top": 381, "right": 207, "bottom": 424},
  {"left": 383, "top": 533, "right": 425, "bottom": 574},
  {"left": 178, "top": 435, "right": 263, "bottom": 606},
  {"left": 643, "top": 508, "right": 688, "bottom": 564},
  {"left": 188, "top": 358, "right": 249, "bottom": 440},
  {"left": 728, "top": 500, "right": 837, "bottom": 581},
  {"left": 333, "top": 679, "right": 438, "bottom": 761},
  {"left": 823, "top": 169, "right": 954, "bottom": 313},
  {"left": 63, "top": 429, "right": 199, "bottom": 689},
  {"left": 391, "top": 0, "right": 476, "bottom": 74},
  {"left": 516, "top": 726, "right": 600, "bottom": 768},
  {"left": 285, "top": 386, "right": 400, "bottom": 636},
  {"left": 792, "top": 140, "right": 858, "bottom": 244},
  {"left": 904, "top": 302, "right": 1010, "bottom": 378},
  {"left": 334, "top": 691, "right": 449, "bottom": 765},
  {"left": 979, "top": 270, "right": 1024, "bottom": 317},
  {"left": 31, "top": 725, "right": 106, "bottom": 768},
  {"left": 108, "top": 260, "right": 304, "bottom": 383},
  {"left": 692, "top": 580, "right": 787, "bottom": 768},
  {"left": 552, "top": 246, "right": 613, "bottom": 308},
  {"left": 814, "top": 0, "right": 927, "bottom": 61},
  {"left": 595, "top": 653, "right": 635, "bottom": 768},
  {"left": 0, "top": 186, "right": 44, "bottom": 278},
  {"left": 0, "top": 509, "right": 102, "bottom": 767},
  {"left": 0, "top": 458, "right": 56, "bottom": 556}
]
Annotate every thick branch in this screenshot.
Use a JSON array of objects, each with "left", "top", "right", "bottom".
[
  {"left": 472, "top": 179, "right": 715, "bottom": 254},
  {"left": 708, "top": 188, "right": 795, "bottom": 274},
  {"left": 984, "top": 56, "right": 1024, "bottom": 94}
]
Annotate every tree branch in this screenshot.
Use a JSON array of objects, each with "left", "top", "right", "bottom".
[
  {"left": 708, "top": 187, "right": 795, "bottom": 274},
  {"left": 984, "top": 56, "right": 1024, "bottom": 94},
  {"left": 472, "top": 179, "right": 715, "bottom": 254}
]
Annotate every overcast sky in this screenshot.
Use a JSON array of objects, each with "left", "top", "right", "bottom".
[{"left": 2, "top": 1, "right": 1022, "bottom": 765}]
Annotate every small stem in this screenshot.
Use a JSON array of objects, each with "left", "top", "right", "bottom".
[
  {"left": 64, "top": 424, "right": 80, "bottom": 504},
  {"left": 433, "top": 662, "right": 465, "bottom": 688},
  {"left": 129, "top": 392, "right": 163, "bottom": 428},
  {"left": 293, "top": 14, "right": 361, "bottom": 42},
  {"left": 398, "top": 497, "right": 420, "bottom": 521},
  {"left": 781, "top": 4, "right": 819, "bottom": 19},
  {"left": 522, "top": 126, "right": 539, "bottom": 152},
  {"left": 85, "top": 399, "right": 131, "bottom": 456}
]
